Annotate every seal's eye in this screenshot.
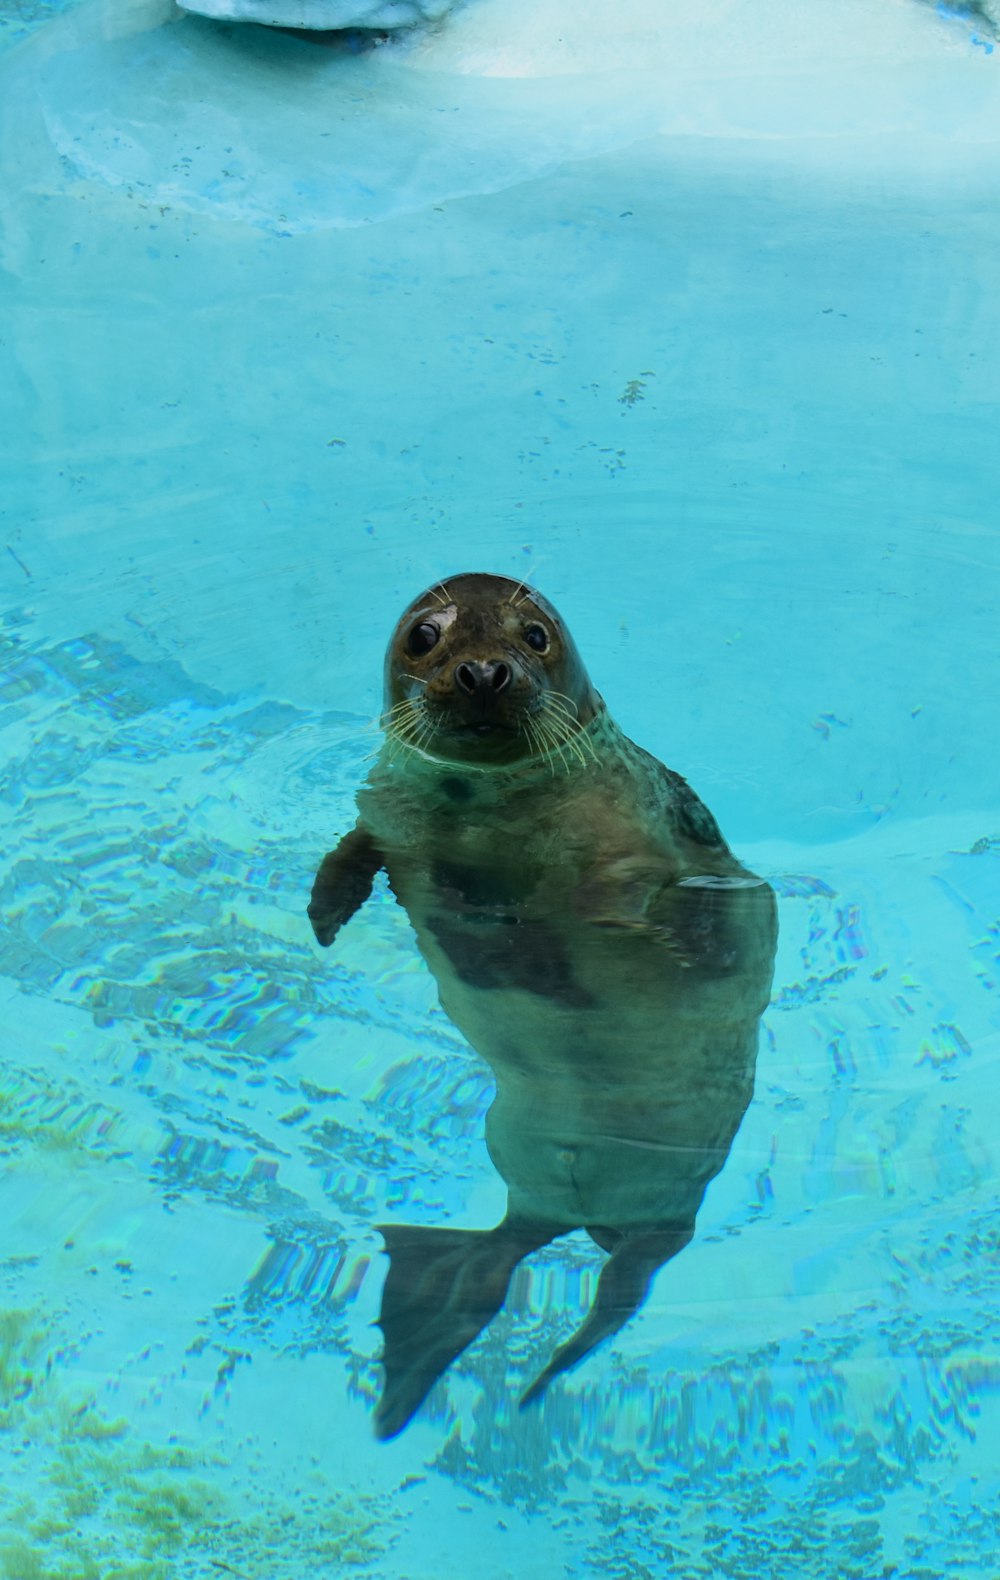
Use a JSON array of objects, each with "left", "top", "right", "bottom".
[
  {"left": 406, "top": 622, "right": 440, "bottom": 658},
  {"left": 524, "top": 623, "right": 549, "bottom": 653}
]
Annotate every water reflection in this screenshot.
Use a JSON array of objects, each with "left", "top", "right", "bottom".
[{"left": 311, "top": 574, "right": 777, "bottom": 1437}]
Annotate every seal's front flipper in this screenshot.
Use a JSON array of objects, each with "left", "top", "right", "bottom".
[
  {"left": 519, "top": 1224, "right": 694, "bottom": 1410},
  {"left": 576, "top": 855, "right": 774, "bottom": 975},
  {"left": 374, "top": 1220, "right": 553, "bottom": 1441},
  {"left": 574, "top": 857, "right": 709, "bottom": 970},
  {"left": 308, "top": 825, "right": 384, "bottom": 946},
  {"left": 573, "top": 855, "right": 674, "bottom": 932}
]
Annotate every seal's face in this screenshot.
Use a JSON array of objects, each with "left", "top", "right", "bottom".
[{"left": 383, "top": 572, "right": 600, "bottom": 766}]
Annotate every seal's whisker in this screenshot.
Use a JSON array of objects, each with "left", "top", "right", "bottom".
[
  {"left": 507, "top": 557, "right": 549, "bottom": 606},
  {"left": 538, "top": 697, "right": 596, "bottom": 766},
  {"left": 395, "top": 714, "right": 424, "bottom": 747},
  {"left": 545, "top": 690, "right": 581, "bottom": 716},
  {"left": 567, "top": 720, "right": 599, "bottom": 766},
  {"left": 382, "top": 705, "right": 428, "bottom": 744},
  {"left": 526, "top": 713, "right": 548, "bottom": 756},
  {"left": 389, "top": 726, "right": 422, "bottom": 761},
  {"left": 541, "top": 697, "right": 582, "bottom": 727},
  {"left": 553, "top": 708, "right": 592, "bottom": 769},
  {"left": 524, "top": 717, "right": 557, "bottom": 777},
  {"left": 535, "top": 714, "right": 571, "bottom": 774},
  {"left": 386, "top": 700, "right": 440, "bottom": 760},
  {"left": 383, "top": 698, "right": 421, "bottom": 720},
  {"left": 385, "top": 698, "right": 424, "bottom": 739},
  {"left": 557, "top": 722, "right": 589, "bottom": 769},
  {"left": 543, "top": 698, "right": 599, "bottom": 764}
]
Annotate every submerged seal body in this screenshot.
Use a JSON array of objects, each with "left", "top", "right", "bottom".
[{"left": 309, "top": 572, "right": 777, "bottom": 1438}]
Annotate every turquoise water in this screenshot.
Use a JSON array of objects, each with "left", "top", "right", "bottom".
[{"left": 2, "top": 1, "right": 999, "bottom": 1574}]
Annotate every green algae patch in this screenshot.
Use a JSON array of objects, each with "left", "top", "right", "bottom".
[
  {"left": 113, "top": 1469, "right": 222, "bottom": 1560},
  {"left": 0, "top": 1304, "right": 387, "bottom": 1578},
  {"left": 0, "top": 1071, "right": 126, "bottom": 1166},
  {"left": 197, "top": 1499, "right": 386, "bottom": 1573},
  {"left": 0, "top": 1308, "right": 45, "bottom": 1422},
  {"left": 0, "top": 1542, "right": 45, "bottom": 1580}
]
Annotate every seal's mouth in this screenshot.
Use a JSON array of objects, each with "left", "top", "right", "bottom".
[
  {"left": 459, "top": 720, "right": 517, "bottom": 737},
  {"left": 426, "top": 711, "right": 527, "bottom": 760}
]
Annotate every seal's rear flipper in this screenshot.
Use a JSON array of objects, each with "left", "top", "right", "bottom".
[
  {"left": 519, "top": 1224, "right": 694, "bottom": 1410},
  {"left": 374, "top": 1220, "right": 554, "bottom": 1441},
  {"left": 308, "top": 824, "right": 383, "bottom": 946}
]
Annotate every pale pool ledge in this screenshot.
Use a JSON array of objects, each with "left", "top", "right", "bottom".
[
  {"left": 166, "top": 0, "right": 1000, "bottom": 37},
  {"left": 4, "top": 0, "right": 1000, "bottom": 242}
]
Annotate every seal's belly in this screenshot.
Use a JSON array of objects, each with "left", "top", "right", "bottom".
[
  {"left": 409, "top": 895, "right": 760, "bottom": 1231},
  {"left": 413, "top": 891, "right": 764, "bottom": 1077},
  {"left": 371, "top": 787, "right": 772, "bottom": 1232}
]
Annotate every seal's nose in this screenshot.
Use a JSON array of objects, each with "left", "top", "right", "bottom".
[{"left": 454, "top": 660, "right": 512, "bottom": 697}]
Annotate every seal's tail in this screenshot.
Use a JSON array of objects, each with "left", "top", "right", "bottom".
[
  {"left": 519, "top": 1223, "right": 695, "bottom": 1410},
  {"left": 374, "top": 1220, "right": 555, "bottom": 1441}
]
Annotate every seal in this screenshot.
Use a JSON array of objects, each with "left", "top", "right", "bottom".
[{"left": 309, "top": 572, "right": 777, "bottom": 1439}]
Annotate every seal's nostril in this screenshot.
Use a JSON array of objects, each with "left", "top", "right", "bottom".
[
  {"left": 455, "top": 662, "right": 479, "bottom": 695},
  {"left": 455, "top": 661, "right": 510, "bottom": 697}
]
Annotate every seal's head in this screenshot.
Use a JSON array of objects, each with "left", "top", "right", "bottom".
[{"left": 383, "top": 573, "right": 601, "bottom": 766}]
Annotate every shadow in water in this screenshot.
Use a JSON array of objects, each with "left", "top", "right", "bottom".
[{"left": 310, "top": 572, "right": 777, "bottom": 1438}]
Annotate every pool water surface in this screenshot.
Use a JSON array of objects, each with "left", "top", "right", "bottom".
[{"left": 1, "top": 0, "right": 999, "bottom": 1575}]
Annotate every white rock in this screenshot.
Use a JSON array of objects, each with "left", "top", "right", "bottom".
[{"left": 175, "top": 0, "right": 458, "bottom": 29}]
